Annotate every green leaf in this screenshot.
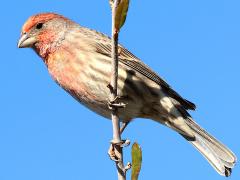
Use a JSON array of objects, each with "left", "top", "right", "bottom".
[
  {"left": 131, "top": 142, "right": 142, "bottom": 180},
  {"left": 114, "top": 0, "right": 130, "bottom": 31}
]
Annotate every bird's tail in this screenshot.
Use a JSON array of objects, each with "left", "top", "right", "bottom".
[{"left": 182, "top": 118, "right": 237, "bottom": 177}]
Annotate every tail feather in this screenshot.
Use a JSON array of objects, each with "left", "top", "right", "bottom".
[
  {"left": 190, "top": 133, "right": 231, "bottom": 176},
  {"left": 183, "top": 118, "right": 237, "bottom": 177}
]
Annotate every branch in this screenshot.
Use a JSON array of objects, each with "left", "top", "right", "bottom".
[
  {"left": 110, "top": 0, "right": 124, "bottom": 179},
  {"left": 110, "top": 0, "right": 121, "bottom": 145},
  {"left": 108, "top": 0, "right": 130, "bottom": 180}
]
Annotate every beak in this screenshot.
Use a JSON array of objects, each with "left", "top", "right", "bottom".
[{"left": 18, "top": 33, "right": 37, "bottom": 48}]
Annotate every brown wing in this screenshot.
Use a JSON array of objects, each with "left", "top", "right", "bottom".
[
  {"left": 119, "top": 59, "right": 196, "bottom": 110},
  {"left": 79, "top": 27, "right": 196, "bottom": 110}
]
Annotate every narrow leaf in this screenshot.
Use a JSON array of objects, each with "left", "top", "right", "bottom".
[
  {"left": 114, "top": 0, "right": 130, "bottom": 31},
  {"left": 131, "top": 142, "right": 142, "bottom": 180}
]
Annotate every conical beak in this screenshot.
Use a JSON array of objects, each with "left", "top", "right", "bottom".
[{"left": 18, "top": 33, "right": 37, "bottom": 48}]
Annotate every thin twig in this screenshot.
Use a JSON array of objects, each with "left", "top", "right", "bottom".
[
  {"left": 109, "top": 0, "right": 125, "bottom": 180},
  {"left": 120, "top": 122, "right": 129, "bottom": 134}
]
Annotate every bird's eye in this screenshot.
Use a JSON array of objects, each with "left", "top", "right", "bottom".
[{"left": 36, "top": 23, "right": 43, "bottom": 29}]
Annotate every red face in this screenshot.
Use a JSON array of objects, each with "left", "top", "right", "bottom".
[{"left": 18, "top": 13, "right": 65, "bottom": 48}]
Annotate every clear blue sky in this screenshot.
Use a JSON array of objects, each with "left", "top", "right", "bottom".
[{"left": 0, "top": 0, "right": 239, "bottom": 179}]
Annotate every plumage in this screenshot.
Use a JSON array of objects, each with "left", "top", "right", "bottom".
[{"left": 18, "top": 13, "right": 237, "bottom": 176}]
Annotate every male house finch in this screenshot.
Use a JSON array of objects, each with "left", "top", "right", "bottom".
[{"left": 18, "top": 13, "right": 236, "bottom": 176}]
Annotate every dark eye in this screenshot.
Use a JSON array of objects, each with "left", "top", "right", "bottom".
[{"left": 36, "top": 23, "right": 43, "bottom": 29}]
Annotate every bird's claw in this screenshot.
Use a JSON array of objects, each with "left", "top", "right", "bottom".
[{"left": 107, "top": 96, "right": 127, "bottom": 110}]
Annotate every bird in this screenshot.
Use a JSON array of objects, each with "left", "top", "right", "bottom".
[{"left": 18, "top": 12, "right": 236, "bottom": 176}]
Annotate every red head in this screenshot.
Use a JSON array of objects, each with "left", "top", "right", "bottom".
[{"left": 18, "top": 13, "right": 73, "bottom": 58}]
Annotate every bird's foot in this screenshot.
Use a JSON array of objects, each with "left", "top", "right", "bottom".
[{"left": 107, "top": 95, "right": 127, "bottom": 110}]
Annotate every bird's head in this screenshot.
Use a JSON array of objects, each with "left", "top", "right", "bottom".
[{"left": 18, "top": 13, "right": 72, "bottom": 58}]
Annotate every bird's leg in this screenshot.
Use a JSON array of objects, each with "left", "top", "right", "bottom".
[
  {"left": 107, "top": 95, "right": 127, "bottom": 109},
  {"left": 107, "top": 84, "right": 127, "bottom": 109}
]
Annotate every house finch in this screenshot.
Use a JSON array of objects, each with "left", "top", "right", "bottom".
[{"left": 18, "top": 13, "right": 236, "bottom": 176}]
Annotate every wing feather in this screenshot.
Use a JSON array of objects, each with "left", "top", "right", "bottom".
[{"left": 79, "top": 27, "right": 196, "bottom": 110}]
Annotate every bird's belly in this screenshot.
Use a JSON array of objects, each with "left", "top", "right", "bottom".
[
  {"left": 49, "top": 68, "right": 112, "bottom": 119},
  {"left": 47, "top": 52, "right": 161, "bottom": 121},
  {"left": 68, "top": 81, "right": 112, "bottom": 119},
  {"left": 48, "top": 66, "right": 136, "bottom": 120},
  {"left": 65, "top": 76, "right": 145, "bottom": 121}
]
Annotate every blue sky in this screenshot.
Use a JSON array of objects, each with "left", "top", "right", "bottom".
[{"left": 0, "top": 0, "right": 239, "bottom": 179}]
